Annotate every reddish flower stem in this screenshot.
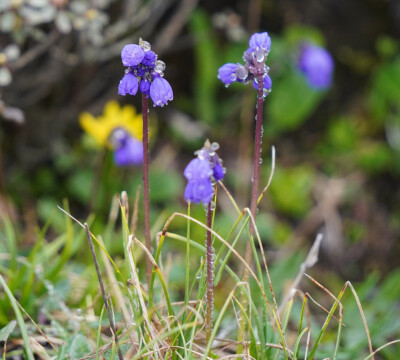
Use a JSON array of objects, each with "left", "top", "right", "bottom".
[
  {"left": 142, "top": 94, "right": 152, "bottom": 286},
  {"left": 205, "top": 202, "right": 213, "bottom": 345},
  {"left": 244, "top": 74, "right": 265, "bottom": 272}
]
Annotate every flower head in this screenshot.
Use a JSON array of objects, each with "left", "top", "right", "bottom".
[
  {"left": 297, "top": 44, "right": 334, "bottom": 89},
  {"left": 80, "top": 100, "right": 147, "bottom": 166},
  {"left": 218, "top": 31, "right": 272, "bottom": 97},
  {"left": 249, "top": 32, "right": 271, "bottom": 51},
  {"left": 184, "top": 140, "right": 225, "bottom": 205},
  {"left": 118, "top": 38, "right": 173, "bottom": 107}
]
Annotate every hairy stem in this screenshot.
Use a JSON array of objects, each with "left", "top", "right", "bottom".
[
  {"left": 244, "top": 74, "right": 265, "bottom": 272},
  {"left": 142, "top": 94, "right": 152, "bottom": 287},
  {"left": 205, "top": 202, "right": 214, "bottom": 345}
]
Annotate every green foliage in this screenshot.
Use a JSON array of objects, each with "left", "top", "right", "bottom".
[{"left": 270, "top": 165, "right": 315, "bottom": 217}]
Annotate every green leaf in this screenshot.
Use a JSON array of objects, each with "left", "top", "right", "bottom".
[
  {"left": 67, "top": 333, "right": 91, "bottom": 358},
  {"left": 270, "top": 165, "right": 315, "bottom": 217},
  {"left": 189, "top": 9, "right": 218, "bottom": 124},
  {"left": 0, "top": 320, "right": 16, "bottom": 342},
  {"left": 149, "top": 170, "right": 184, "bottom": 203},
  {"left": 267, "top": 71, "right": 324, "bottom": 134}
]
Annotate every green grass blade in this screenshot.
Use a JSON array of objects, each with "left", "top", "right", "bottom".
[{"left": 0, "top": 274, "right": 35, "bottom": 360}]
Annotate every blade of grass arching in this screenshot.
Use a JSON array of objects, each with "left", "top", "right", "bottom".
[
  {"left": 99, "top": 235, "right": 137, "bottom": 353},
  {"left": 202, "top": 282, "right": 247, "bottom": 359},
  {"left": 292, "top": 327, "right": 309, "bottom": 360},
  {"left": 2, "top": 216, "right": 17, "bottom": 272},
  {"left": 57, "top": 206, "right": 121, "bottom": 275},
  {"left": 214, "top": 211, "right": 248, "bottom": 286},
  {"left": 126, "top": 236, "right": 160, "bottom": 359},
  {"left": 0, "top": 274, "right": 34, "bottom": 360},
  {"left": 129, "top": 321, "right": 199, "bottom": 360},
  {"left": 96, "top": 305, "right": 106, "bottom": 360},
  {"left": 47, "top": 199, "right": 74, "bottom": 281},
  {"left": 160, "top": 230, "right": 266, "bottom": 356},
  {"left": 306, "top": 278, "right": 345, "bottom": 360},
  {"left": 298, "top": 294, "right": 307, "bottom": 336},
  {"left": 362, "top": 340, "right": 400, "bottom": 360},
  {"left": 272, "top": 298, "right": 293, "bottom": 360}
]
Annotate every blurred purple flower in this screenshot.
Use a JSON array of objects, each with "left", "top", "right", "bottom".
[
  {"left": 184, "top": 179, "right": 214, "bottom": 205},
  {"left": 111, "top": 129, "right": 143, "bottom": 166},
  {"left": 298, "top": 44, "right": 334, "bottom": 89}
]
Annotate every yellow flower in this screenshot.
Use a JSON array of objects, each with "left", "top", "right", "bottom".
[{"left": 80, "top": 100, "right": 143, "bottom": 148}]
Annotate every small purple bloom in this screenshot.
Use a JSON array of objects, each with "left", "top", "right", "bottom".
[
  {"left": 139, "top": 78, "right": 151, "bottom": 95},
  {"left": 118, "top": 73, "right": 139, "bottom": 96},
  {"left": 184, "top": 158, "right": 212, "bottom": 181},
  {"left": 213, "top": 162, "right": 224, "bottom": 181},
  {"left": 142, "top": 51, "right": 156, "bottom": 67},
  {"left": 113, "top": 136, "right": 143, "bottom": 166},
  {"left": 121, "top": 44, "right": 145, "bottom": 67},
  {"left": 249, "top": 32, "right": 271, "bottom": 51},
  {"left": 218, "top": 63, "right": 238, "bottom": 85},
  {"left": 298, "top": 44, "right": 334, "bottom": 89},
  {"left": 252, "top": 74, "right": 272, "bottom": 91},
  {"left": 184, "top": 179, "right": 214, "bottom": 204},
  {"left": 150, "top": 77, "right": 173, "bottom": 106}
]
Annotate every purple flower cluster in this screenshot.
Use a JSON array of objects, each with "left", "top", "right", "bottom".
[
  {"left": 184, "top": 140, "right": 225, "bottom": 205},
  {"left": 118, "top": 39, "right": 173, "bottom": 107},
  {"left": 218, "top": 32, "right": 272, "bottom": 97},
  {"left": 109, "top": 128, "right": 143, "bottom": 167},
  {"left": 297, "top": 44, "right": 334, "bottom": 90}
]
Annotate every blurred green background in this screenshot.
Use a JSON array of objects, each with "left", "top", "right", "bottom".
[{"left": 0, "top": 0, "right": 400, "bottom": 357}]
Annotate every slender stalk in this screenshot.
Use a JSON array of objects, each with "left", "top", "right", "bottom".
[
  {"left": 84, "top": 223, "right": 124, "bottom": 360},
  {"left": 244, "top": 74, "right": 265, "bottom": 271},
  {"left": 205, "top": 202, "right": 214, "bottom": 345},
  {"left": 142, "top": 94, "right": 152, "bottom": 287}
]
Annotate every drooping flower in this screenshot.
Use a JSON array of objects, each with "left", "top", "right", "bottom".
[
  {"left": 218, "top": 31, "right": 272, "bottom": 97},
  {"left": 297, "top": 44, "right": 334, "bottom": 89},
  {"left": 184, "top": 140, "right": 225, "bottom": 205},
  {"left": 80, "top": 100, "right": 148, "bottom": 166},
  {"left": 118, "top": 38, "right": 173, "bottom": 106}
]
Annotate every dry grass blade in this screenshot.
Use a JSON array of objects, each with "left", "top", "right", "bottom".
[{"left": 279, "top": 234, "right": 323, "bottom": 316}]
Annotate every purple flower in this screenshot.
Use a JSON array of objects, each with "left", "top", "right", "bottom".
[
  {"left": 213, "top": 162, "right": 224, "bottom": 181},
  {"left": 121, "top": 44, "right": 145, "bottom": 67},
  {"left": 111, "top": 130, "right": 143, "bottom": 166},
  {"left": 150, "top": 77, "right": 173, "bottom": 106},
  {"left": 183, "top": 140, "right": 225, "bottom": 205},
  {"left": 139, "top": 78, "right": 151, "bottom": 95},
  {"left": 118, "top": 73, "right": 138, "bottom": 96},
  {"left": 249, "top": 32, "right": 271, "bottom": 51},
  {"left": 217, "top": 32, "right": 272, "bottom": 96},
  {"left": 252, "top": 74, "right": 272, "bottom": 91},
  {"left": 184, "top": 179, "right": 214, "bottom": 204},
  {"left": 184, "top": 158, "right": 212, "bottom": 181},
  {"left": 218, "top": 63, "right": 238, "bottom": 85},
  {"left": 142, "top": 51, "right": 156, "bottom": 67},
  {"left": 118, "top": 39, "right": 173, "bottom": 106},
  {"left": 298, "top": 44, "right": 334, "bottom": 89}
]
